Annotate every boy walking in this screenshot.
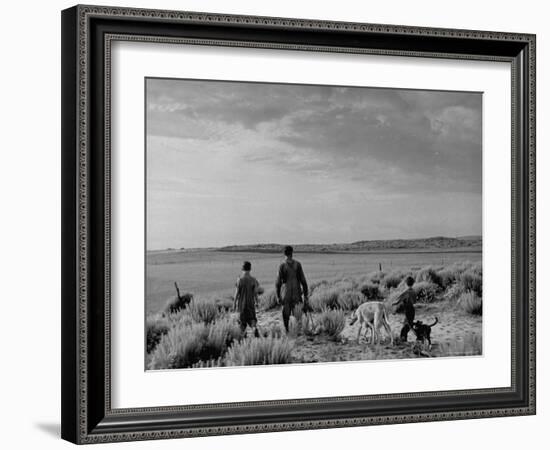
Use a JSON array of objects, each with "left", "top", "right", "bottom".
[
  {"left": 234, "top": 261, "right": 260, "bottom": 337},
  {"left": 392, "top": 276, "right": 417, "bottom": 342}
]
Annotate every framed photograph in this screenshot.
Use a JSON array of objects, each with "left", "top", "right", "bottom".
[{"left": 61, "top": 5, "right": 536, "bottom": 444}]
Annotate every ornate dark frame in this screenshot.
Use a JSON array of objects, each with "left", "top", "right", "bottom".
[{"left": 61, "top": 4, "right": 536, "bottom": 444}]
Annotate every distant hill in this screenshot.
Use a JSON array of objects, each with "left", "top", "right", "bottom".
[{"left": 218, "top": 236, "right": 482, "bottom": 254}]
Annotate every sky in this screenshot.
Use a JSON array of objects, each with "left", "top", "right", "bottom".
[{"left": 146, "top": 78, "right": 482, "bottom": 250}]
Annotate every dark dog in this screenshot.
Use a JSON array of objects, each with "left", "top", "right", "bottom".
[{"left": 411, "top": 317, "right": 438, "bottom": 348}]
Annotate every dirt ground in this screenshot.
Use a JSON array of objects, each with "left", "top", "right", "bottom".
[{"left": 254, "top": 302, "right": 482, "bottom": 361}]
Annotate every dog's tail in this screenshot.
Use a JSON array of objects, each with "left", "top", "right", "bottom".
[
  {"left": 428, "top": 317, "right": 439, "bottom": 328},
  {"left": 174, "top": 282, "right": 182, "bottom": 300},
  {"left": 349, "top": 311, "right": 358, "bottom": 326}
]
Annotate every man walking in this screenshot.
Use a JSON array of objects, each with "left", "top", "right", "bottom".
[
  {"left": 234, "top": 261, "right": 260, "bottom": 337},
  {"left": 275, "top": 246, "right": 309, "bottom": 333}
]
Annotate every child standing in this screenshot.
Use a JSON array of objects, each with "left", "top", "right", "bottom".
[
  {"left": 392, "top": 276, "right": 417, "bottom": 342},
  {"left": 234, "top": 261, "right": 260, "bottom": 337}
]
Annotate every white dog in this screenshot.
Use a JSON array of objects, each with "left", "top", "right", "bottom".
[{"left": 349, "top": 301, "right": 394, "bottom": 345}]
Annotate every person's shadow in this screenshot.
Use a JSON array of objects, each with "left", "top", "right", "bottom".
[{"left": 35, "top": 422, "right": 60, "bottom": 438}]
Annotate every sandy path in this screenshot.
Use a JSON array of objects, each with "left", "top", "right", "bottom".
[{"left": 255, "top": 302, "right": 482, "bottom": 362}]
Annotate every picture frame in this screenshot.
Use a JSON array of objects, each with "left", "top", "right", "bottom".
[{"left": 61, "top": 4, "right": 536, "bottom": 444}]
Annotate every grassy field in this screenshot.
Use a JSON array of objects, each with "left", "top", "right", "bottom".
[
  {"left": 145, "top": 256, "right": 482, "bottom": 370},
  {"left": 146, "top": 250, "right": 481, "bottom": 314}
]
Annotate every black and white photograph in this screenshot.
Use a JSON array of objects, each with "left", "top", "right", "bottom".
[{"left": 145, "top": 78, "right": 483, "bottom": 369}]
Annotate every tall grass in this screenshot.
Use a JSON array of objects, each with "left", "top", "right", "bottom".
[
  {"left": 459, "top": 270, "right": 482, "bottom": 297},
  {"left": 149, "top": 322, "right": 209, "bottom": 369},
  {"left": 214, "top": 296, "right": 234, "bottom": 313},
  {"left": 359, "top": 282, "right": 380, "bottom": 300},
  {"left": 224, "top": 337, "right": 294, "bottom": 366},
  {"left": 309, "top": 286, "right": 340, "bottom": 311},
  {"left": 188, "top": 298, "right": 220, "bottom": 324},
  {"left": 413, "top": 281, "right": 438, "bottom": 303},
  {"left": 338, "top": 290, "right": 365, "bottom": 310},
  {"left": 258, "top": 289, "right": 279, "bottom": 311},
  {"left": 458, "top": 291, "right": 483, "bottom": 315},
  {"left": 436, "top": 269, "right": 456, "bottom": 289},
  {"left": 317, "top": 308, "right": 346, "bottom": 340},
  {"left": 146, "top": 315, "right": 170, "bottom": 353},
  {"left": 148, "top": 318, "right": 241, "bottom": 369},
  {"left": 365, "top": 270, "right": 385, "bottom": 284},
  {"left": 382, "top": 271, "right": 406, "bottom": 289},
  {"left": 415, "top": 266, "right": 443, "bottom": 288}
]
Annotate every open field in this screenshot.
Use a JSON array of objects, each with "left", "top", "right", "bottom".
[
  {"left": 145, "top": 256, "right": 482, "bottom": 369},
  {"left": 146, "top": 249, "right": 481, "bottom": 315}
]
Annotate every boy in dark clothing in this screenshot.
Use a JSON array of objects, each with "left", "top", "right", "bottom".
[
  {"left": 392, "top": 276, "right": 417, "bottom": 342},
  {"left": 234, "top": 261, "right": 260, "bottom": 337},
  {"left": 275, "top": 246, "right": 309, "bottom": 333}
]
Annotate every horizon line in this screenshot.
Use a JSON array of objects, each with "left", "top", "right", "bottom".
[{"left": 147, "top": 234, "right": 482, "bottom": 252}]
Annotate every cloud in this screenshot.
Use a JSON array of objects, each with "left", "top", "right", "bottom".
[{"left": 146, "top": 78, "right": 482, "bottom": 248}]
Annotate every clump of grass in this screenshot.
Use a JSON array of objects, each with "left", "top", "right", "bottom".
[
  {"left": 259, "top": 289, "right": 279, "bottom": 311},
  {"left": 224, "top": 337, "right": 294, "bottom": 366},
  {"left": 148, "top": 318, "right": 241, "bottom": 369},
  {"left": 207, "top": 317, "right": 243, "bottom": 350},
  {"left": 214, "top": 296, "right": 234, "bottom": 313},
  {"left": 263, "top": 324, "right": 284, "bottom": 339},
  {"left": 332, "top": 278, "right": 359, "bottom": 291},
  {"left": 459, "top": 270, "right": 482, "bottom": 297},
  {"left": 415, "top": 266, "right": 443, "bottom": 288},
  {"left": 436, "top": 269, "right": 456, "bottom": 289},
  {"left": 359, "top": 282, "right": 380, "bottom": 300},
  {"left": 146, "top": 315, "right": 170, "bottom": 353},
  {"left": 317, "top": 308, "right": 346, "bottom": 340},
  {"left": 459, "top": 291, "right": 483, "bottom": 315},
  {"left": 309, "top": 279, "right": 329, "bottom": 295},
  {"left": 149, "top": 322, "right": 208, "bottom": 369},
  {"left": 366, "top": 271, "right": 385, "bottom": 284},
  {"left": 309, "top": 286, "right": 340, "bottom": 311},
  {"left": 188, "top": 298, "right": 220, "bottom": 324},
  {"left": 164, "top": 292, "right": 193, "bottom": 314},
  {"left": 382, "top": 271, "right": 405, "bottom": 289},
  {"left": 413, "top": 281, "right": 438, "bottom": 303},
  {"left": 338, "top": 290, "right": 365, "bottom": 310}
]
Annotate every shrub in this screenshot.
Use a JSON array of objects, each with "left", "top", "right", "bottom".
[
  {"left": 318, "top": 308, "right": 346, "bottom": 339},
  {"left": 360, "top": 282, "right": 380, "bottom": 300},
  {"left": 148, "top": 318, "right": 241, "bottom": 370},
  {"left": 149, "top": 322, "right": 209, "bottom": 369},
  {"left": 413, "top": 281, "right": 438, "bottom": 303},
  {"left": 164, "top": 292, "right": 193, "bottom": 314},
  {"left": 309, "top": 286, "right": 340, "bottom": 311},
  {"left": 415, "top": 266, "right": 443, "bottom": 288},
  {"left": 459, "top": 270, "right": 482, "bottom": 297},
  {"left": 366, "top": 271, "right": 385, "bottom": 284},
  {"left": 189, "top": 298, "right": 220, "bottom": 324},
  {"left": 436, "top": 269, "right": 456, "bottom": 289},
  {"left": 333, "top": 278, "right": 359, "bottom": 291},
  {"left": 224, "top": 337, "right": 294, "bottom": 366},
  {"left": 309, "top": 279, "right": 329, "bottom": 295},
  {"left": 207, "top": 317, "right": 242, "bottom": 351},
  {"left": 459, "top": 292, "right": 483, "bottom": 315},
  {"left": 338, "top": 290, "right": 365, "bottom": 310},
  {"left": 442, "top": 282, "right": 466, "bottom": 303},
  {"left": 382, "top": 271, "right": 405, "bottom": 289},
  {"left": 214, "top": 296, "right": 234, "bottom": 313},
  {"left": 146, "top": 315, "right": 170, "bottom": 353},
  {"left": 259, "top": 289, "right": 279, "bottom": 311}
]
